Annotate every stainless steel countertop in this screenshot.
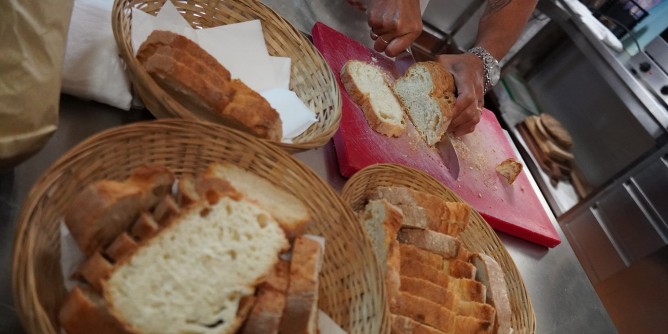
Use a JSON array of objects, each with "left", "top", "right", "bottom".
[{"left": 0, "top": 1, "right": 617, "bottom": 332}]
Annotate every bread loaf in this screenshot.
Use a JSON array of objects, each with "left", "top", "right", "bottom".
[
  {"left": 341, "top": 60, "right": 406, "bottom": 137},
  {"left": 393, "top": 61, "right": 456, "bottom": 146},
  {"left": 103, "top": 196, "right": 289, "bottom": 334},
  {"left": 137, "top": 30, "right": 282, "bottom": 141}
]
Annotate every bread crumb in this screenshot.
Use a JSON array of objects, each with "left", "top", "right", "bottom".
[{"left": 477, "top": 193, "right": 482, "bottom": 198}]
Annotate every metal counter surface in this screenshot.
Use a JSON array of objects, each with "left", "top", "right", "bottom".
[{"left": 1, "top": 94, "right": 617, "bottom": 333}]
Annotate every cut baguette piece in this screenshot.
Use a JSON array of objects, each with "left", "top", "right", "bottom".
[
  {"left": 341, "top": 60, "right": 406, "bottom": 137},
  {"left": 397, "top": 228, "right": 461, "bottom": 259},
  {"left": 496, "top": 158, "right": 523, "bottom": 185},
  {"left": 393, "top": 61, "right": 456, "bottom": 146},
  {"left": 399, "top": 276, "right": 454, "bottom": 308},
  {"left": 75, "top": 252, "right": 113, "bottom": 292},
  {"left": 359, "top": 199, "right": 404, "bottom": 305},
  {"left": 279, "top": 236, "right": 323, "bottom": 334},
  {"left": 391, "top": 291, "right": 456, "bottom": 333},
  {"left": 59, "top": 285, "right": 131, "bottom": 334},
  {"left": 176, "top": 173, "right": 201, "bottom": 207},
  {"left": 241, "top": 259, "right": 290, "bottom": 334},
  {"left": 103, "top": 196, "right": 289, "bottom": 334},
  {"left": 129, "top": 212, "right": 160, "bottom": 240},
  {"left": 126, "top": 164, "right": 175, "bottom": 209},
  {"left": 390, "top": 314, "right": 446, "bottom": 334},
  {"left": 399, "top": 243, "right": 443, "bottom": 269},
  {"left": 400, "top": 258, "right": 486, "bottom": 303},
  {"left": 151, "top": 195, "right": 180, "bottom": 226},
  {"left": 454, "top": 315, "right": 494, "bottom": 334},
  {"left": 65, "top": 180, "right": 143, "bottom": 255},
  {"left": 200, "top": 163, "right": 311, "bottom": 238},
  {"left": 471, "top": 253, "right": 513, "bottom": 334},
  {"left": 104, "top": 233, "right": 138, "bottom": 262},
  {"left": 445, "top": 258, "right": 477, "bottom": 280}
]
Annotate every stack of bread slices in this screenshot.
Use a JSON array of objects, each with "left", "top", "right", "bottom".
[
  {"left": 58, "top": 162, "right": 325, "bottom": 334},
  {"left": 357, "top": 186, "right": 512, "bottom": 334}
]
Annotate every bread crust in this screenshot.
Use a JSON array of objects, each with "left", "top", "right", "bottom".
[
  {"left": 471, "top": 253, "right": 513, "bottom": 334},
  {"left": 59, "top": 286, "right": 133, "bottom": 334},
  {"left": 341, "top": 61, "right": 406, "bottom": 137},
  {"left": 241, "top": 260, "right": 290, "bottom": 334}
]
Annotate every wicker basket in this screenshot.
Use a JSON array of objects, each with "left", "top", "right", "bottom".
[
  {"left": 12, "top": 119, "right": 387, "bottom": 334},
  {"left": 341, "top": 163, "right": 536, "bottom": 334},
  {"left": 111, "top": 0, "right": 341, "bottom": 152}
]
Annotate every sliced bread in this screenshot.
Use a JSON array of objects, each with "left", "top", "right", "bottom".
[
  {"left": 391, "top": 291, "right": 456, "bottom": 333},
  {"left": 397, "top": 228, "right": 461, "bottom": 259},
  {"left": 471, "top": 253, "right": 513, "bottom": 334},
  {"left": 103, "top": 196, "right": 289, "bottom": 334},
  {"left": 393, "top": 61, "right": 456, "bottom": 146},
  {"left": 59, "top": 285, "right": 131, "bottom": 334},
  {"left": 241, "top": 259, "right": 290, "bottom": 334},
  {"left": 390, "top": 314, "right": 446, "bottom": 334},
  {"left": 199, "top": 163, "right": 312, "bottom": 238},
  {"left": 399, "top": 243, "right": 443, "bottom": 269},
  {"left": 279, "top": 236, "right": 323, "bottom": 334},
  {"left": 341, "top": 60, "right": 406, "bottom": 137},
  {"left": 359, "top": 199, "right": 404, "bottom": 305}
]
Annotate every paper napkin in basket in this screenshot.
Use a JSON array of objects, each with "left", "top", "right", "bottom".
[{"left": 131, "top": 1, "right": 316, "bottom": 142}]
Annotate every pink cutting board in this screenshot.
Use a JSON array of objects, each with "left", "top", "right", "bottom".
[{"left": 312, "top": 22, "right": 560, "bottom": 247}]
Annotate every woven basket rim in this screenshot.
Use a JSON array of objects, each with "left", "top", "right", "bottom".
[
  {"left": 12, "top": 119, "right": 387, "bottom": 334},
  {"left": 111, "top": 0, "right": 342, "bottom": 152},
  {"left": 341, "top": 162, "right": 537, "bottom": 334}
]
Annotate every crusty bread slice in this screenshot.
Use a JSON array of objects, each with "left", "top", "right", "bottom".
[
  {"left": 454, "top": 315, "right": 494, "bottom": 334},
  {"left": 59, "top": 285, "right": 131, "bottom": 334},
  {"left": 75, "top": 252, "right": 113, "bottom": 292},
  {"left": 399, "top": 243, "right": 443, "bottom": 269},
  {"left": 151, "top": 195, "right": 180, "bottom": 226},
  {"left": 200, "top": 163, "right": 311, "bottom": 238},
  {"left": 129, "top": 212, "right": 160, "bottom": 240},
  {"left": 103, "top": 196, "right": 289, "bottom": 334},
  {"left": 400, "top": 258, "right": 486, "bottom": 303},
  {"left": 176, "top": 174, "right": 201, "bottom": 207},
  {"left": 397, "top": 228, "right": 461, "bottom": 259},
  {"left": 359, "top": 199, "right": 404, "bottom": 305},
  {"left": 126, "top": 164, "right": 175, "bottom": 209},
  {"left": 471, "top": 253, "right": 513, "bottom": 334},
  {"left": 399, "top": 276, "right": 455, "bottom": 308},
  {"left": 444, "top": 258, "right": 477, "bottom": 280},
  {"left": 341, "top": 60, "right": 406, "bottom": 137},
  {"left": 241, "top": 259, "right": 290, "bottom": 334},
  {"left": 65, "top": 180, "right": 143, "bottom": 256},
  {"left": 279, "top": 236, "right": 323, "bottom": 334},
  {"left": 372, "top": 186, "right": 471, "bottom": 236},
  {"left": 390, "top": 314, "right": 446, "bottom": 334},
  {"left": 393, "top": 61, "right": 456, "bottom": 146},
  {"left": 391, "top": 291, "right": 456, "bottom": 333},
  {"left": 496, "top": 158, "right": 523, "bottom": 185}
]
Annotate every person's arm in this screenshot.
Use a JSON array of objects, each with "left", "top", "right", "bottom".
[{"left": 439, "top": 0, "right": 537, "bottom": 136}]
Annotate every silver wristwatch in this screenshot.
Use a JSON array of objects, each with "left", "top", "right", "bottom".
[{"left": 467, "top": 46, "right": 500, "bottom": 93}]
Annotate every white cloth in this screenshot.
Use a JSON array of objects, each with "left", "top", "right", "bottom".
[{"left": 61, "top": 0, "right": 133, "bottom": 110}]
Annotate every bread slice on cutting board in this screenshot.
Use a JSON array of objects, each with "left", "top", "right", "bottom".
[
  {"left": 496, "top": 158, "right": 523, "bottom": 185},
  {"left": 341, "top": 60, "right": 407, "bottom": 137},
  {"left": 393, "top": 61, "right": 456, "bottom": 146}
]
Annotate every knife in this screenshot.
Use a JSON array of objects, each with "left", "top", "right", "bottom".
[
  {"left": 394, "top": 47, "right": 416, "bottom": 76},
  {"left": 436, "top": 134, "right": 460, "bottom": 180}
]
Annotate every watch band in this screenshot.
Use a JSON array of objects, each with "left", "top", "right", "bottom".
[{"left": 467, "top": 46, "right": 500, "bottom": 94}]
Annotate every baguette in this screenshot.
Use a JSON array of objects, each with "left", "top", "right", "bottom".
[
  {"left": 341, "top": 60, "right": 406, "bottom": 137},
  {"left": 279, "top": 236, "right": 323, "bottom": 334},
  {"left": 393, "top": 61, "right": 456, "bottom": 146}
]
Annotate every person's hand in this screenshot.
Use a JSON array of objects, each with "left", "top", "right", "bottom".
[
  {"left": 366, "top": 0, "right": 422, "bottom": 57},
  {"left": 436, "top": 53, "right": 486, "bottom": 137}
]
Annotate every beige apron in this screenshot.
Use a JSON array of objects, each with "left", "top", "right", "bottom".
[{"left": 0, "top": 0, "right": 74, "bottom": 168}]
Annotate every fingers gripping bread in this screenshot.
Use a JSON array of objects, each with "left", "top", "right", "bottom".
[
  {"left": 393, "top": 61, "right": 456, "bottom": 146},
  {"left": 341, "top": 60, "right": 406, "bottom": 137}
]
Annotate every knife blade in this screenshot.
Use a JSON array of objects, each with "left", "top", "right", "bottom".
[
  {"left": 436, "top": 134, "right": 461, "bottom": 180},
  {"left": 395, "top": 47, "right": 416, "bottom": 76}
]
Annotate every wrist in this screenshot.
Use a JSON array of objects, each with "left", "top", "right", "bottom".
[{"left": 467, "top": 46, "right": 500, "bottom": 93}]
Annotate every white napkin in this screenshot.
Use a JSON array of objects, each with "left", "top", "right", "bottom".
[
  {"left": 131, "top": 1, "right": 316, "bottom": 142},
  {"left": 61, "top": 0, "right": 133, "bottom": 110}
]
